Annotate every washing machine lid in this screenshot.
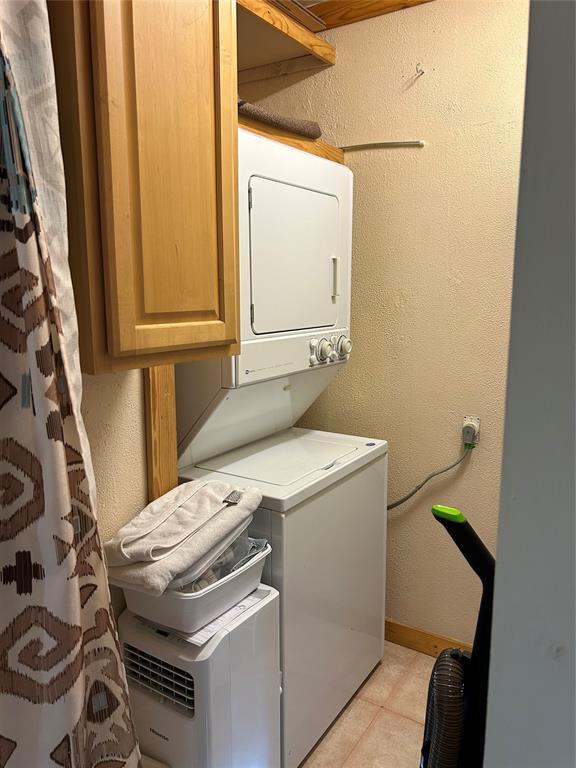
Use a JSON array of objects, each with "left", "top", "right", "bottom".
[
  {"left": 196, "top": 430, "right": 357, "bottom": 486},
  {"left": 181, "top": 428, "right": 388, "bottom": 512}
]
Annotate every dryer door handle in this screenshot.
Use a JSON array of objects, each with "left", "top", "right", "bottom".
[{"left": 331, "top": 256, "right": 340, "bottom": 299}]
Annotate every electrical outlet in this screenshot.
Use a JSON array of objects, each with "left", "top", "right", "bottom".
[{"left": 462, "top": 415, "right": 481, "bottom": 447}]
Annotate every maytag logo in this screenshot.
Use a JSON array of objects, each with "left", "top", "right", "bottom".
[{"left": 149, "top": 727, "right": 169, "bottom": 742}]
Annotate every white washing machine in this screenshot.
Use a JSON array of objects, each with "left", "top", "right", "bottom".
[
  {"left": 180, "top": 428, "right": 387, "bottom": 768},
  {"left": 176, "top": 129, "right": 387, "bottom": 767}
]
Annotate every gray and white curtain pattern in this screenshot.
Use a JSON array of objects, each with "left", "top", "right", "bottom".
[{"left": 0, "top": 2, "right": 140, "bottom": 766}]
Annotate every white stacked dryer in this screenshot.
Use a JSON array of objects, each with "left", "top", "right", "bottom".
[
  {"left": 176, "top": 129, "right": 387, "bottom": 768},
  {"left": 177, "top": 129, "right": 355, "bottom": 468}
]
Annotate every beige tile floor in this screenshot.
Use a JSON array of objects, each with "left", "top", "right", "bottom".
[{"left": 301, "top": 641, "right": 435, "bottom": 768}]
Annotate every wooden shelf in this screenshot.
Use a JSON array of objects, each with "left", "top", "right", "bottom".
[
  {"left": 311, "top": 0, "right": 434, "bottom": 29},
  {"left": 237, "top": 0, "right": 335, "bottom": 84},
  {"left": 239, "top": 114, "right": 344, "bottom": 163}
]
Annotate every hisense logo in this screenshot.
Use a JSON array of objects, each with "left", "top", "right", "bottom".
[{"left": 149, "top": 727, "right": 169, "bottom": 742}]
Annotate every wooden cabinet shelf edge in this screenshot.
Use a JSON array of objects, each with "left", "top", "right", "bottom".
[{"left": 236, "top": 0, "right": 336, "bottom": 85}]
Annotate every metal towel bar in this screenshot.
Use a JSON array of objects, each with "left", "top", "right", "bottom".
[{"left": 341, "top": 140, "right": 425, "bottom": 151}]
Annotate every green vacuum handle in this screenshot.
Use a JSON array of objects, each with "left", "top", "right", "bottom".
[
  {"left": 432, "top": 504, "right": 467, "bottom": 524},
  {"left": 431, "top": 504, "right": 494, "bottom": 589}
]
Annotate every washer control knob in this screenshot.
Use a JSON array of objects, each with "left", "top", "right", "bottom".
[
  {"left": 316, "top": 338, "right": 333, "bottom": 362},
  {"left": 337, "top": 335, "right": 353, "bottom": 357}
]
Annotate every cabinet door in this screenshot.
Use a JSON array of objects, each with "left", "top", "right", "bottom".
[{"left": 90, "top": 0, "right": 238, "bottom": 356}]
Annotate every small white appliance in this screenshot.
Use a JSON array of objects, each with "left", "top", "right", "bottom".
[
  {"left": 176, "top": 129, "right": 387, "bottom": 767},
  {"left": 182, "top": 428, "right": 387, "bottom": 768},
  {"left": 119, "top": 586, "right": 281, "bottom": 768}
]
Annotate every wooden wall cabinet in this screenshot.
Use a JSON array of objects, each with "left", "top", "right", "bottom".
[{"left": 49, "top": 0, "right": 240, "bottom": 373}]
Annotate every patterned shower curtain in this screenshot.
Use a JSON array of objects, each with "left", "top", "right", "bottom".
[{"left": 0, "top": 2, "right": 140, "bottom": 766}]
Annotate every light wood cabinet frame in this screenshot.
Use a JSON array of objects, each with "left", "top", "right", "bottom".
[
  {"left": 90, "top": 0, "right": 239, "bottom": 357},
  {"left": 144, "top": 366, "right": 178, "bottom": 501},
  {"left": 48, "top": 0, "right": 240, "bottom": 373}
]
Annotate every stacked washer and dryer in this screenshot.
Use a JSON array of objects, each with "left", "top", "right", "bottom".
[{"left": 175, "top": 129, "right": 388, "bottom": 768}]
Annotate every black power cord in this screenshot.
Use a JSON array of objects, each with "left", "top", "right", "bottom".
[{"left": 387, "top": 445, "right": 474, "bottom": 511}]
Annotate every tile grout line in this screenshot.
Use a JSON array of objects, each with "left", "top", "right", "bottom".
[
  {"left": 356, "top": 646, "right": 419, "bottom": 707},
  {"left": 361, "top": 650, "right": 424, "bottom": 711},
  {"left": 382, "top": 650, "right": 433, "bottom": 727},
  {"left": 382, "top": 702, "right": 427, "bottom": 727},
  {"left": 358, "top": 689, "right": 426, "bottom": 727},
  {"left": 311, "top": 648, "right": 431, "bottom": 767},
  {"left": 339, "top": 702, "right": 426, "bottom": 767},
  {"left": 340, "top": 703, "right": 385, "bottom": 768},
  {"left": 302, "top": 697, "right": 382, "bottom": 768}
]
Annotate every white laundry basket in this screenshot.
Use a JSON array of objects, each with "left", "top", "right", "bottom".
[{"left": 116, "top": 543, "right": 271, "bottom": 634}]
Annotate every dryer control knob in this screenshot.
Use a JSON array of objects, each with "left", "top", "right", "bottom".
[
  {"left": 316, "top": 338, "right": 333, "bottom": 362},
  {"left": 337, "top": 335, "right": 353, "bottom": 357}
]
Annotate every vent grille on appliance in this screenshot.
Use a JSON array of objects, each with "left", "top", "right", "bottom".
[{"left": 123, "top": 643, "right": 195, "bottom": 716}]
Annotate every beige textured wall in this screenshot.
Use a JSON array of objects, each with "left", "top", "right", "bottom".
[
  {"left": 243, "top": 0, "right": 529, "bottom": 643},
  {"left": 81, "top": 371, "right": 148, "bottom": 542}
]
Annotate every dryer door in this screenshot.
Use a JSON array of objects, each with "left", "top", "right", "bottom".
[{"left": 249, "top": 176, "right": 340, "bottom": 335}]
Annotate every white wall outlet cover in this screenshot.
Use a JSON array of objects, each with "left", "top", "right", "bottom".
[{"left": 462, "top": 415, "right": 481, "bottom": 445}]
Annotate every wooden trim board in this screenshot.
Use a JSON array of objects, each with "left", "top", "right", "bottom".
[
  {"left": 239, "top": 114, "right": 344, "bottom": 163},
  {"left": 311, "top": 0, "right": 435, "bottom": 29},
  {"left": 238, "top": 53, "right": 330, "bottom": 85},
  {"left": 143, "top": 366, "right": 178, "bottom": 502},
  {"left": 385, "top": 619, "right": 472, "bottom": 658}
]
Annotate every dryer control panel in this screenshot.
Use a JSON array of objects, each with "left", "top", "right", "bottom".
[
  {"left": 235, "top": 328, "right": 351, "bottom": 387},
  {"left": 309, "top": 335, "right": 353, "bottom": 366}
]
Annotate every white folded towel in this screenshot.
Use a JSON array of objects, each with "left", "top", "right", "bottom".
[{"left": 104, "top": 480, "right": 262, "bottom": 595}]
